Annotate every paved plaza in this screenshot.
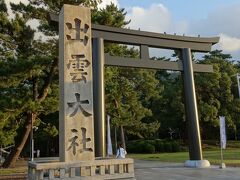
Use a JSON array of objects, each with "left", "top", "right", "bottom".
[{"left": 134, "top": 160, "right": 240, "bottom": 180}]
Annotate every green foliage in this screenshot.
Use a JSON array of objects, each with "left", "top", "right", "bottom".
[
  {"left": 0, "top": 0, "right": 7, "bottom": 13},
  {"left": 0, "top": 0, "right": 60, "bottom": 152},
  {"left": 105, "top": 65, "right": 160, "bottom": 138},
  {"left": 143, "top": 143, "right": 156, "bottom": 153},
  {"left": 10, "top": 0, "right": 101, "bottom": 36},
  {"left": 195, "top": 50, "right": 240, "bottom": 139},
  {"left": 92, "top": 3, "right": 130, "bottom": 27},
  {"left": 127, "top": 141, "right": 155, "bottom": 154},
  {"left": 148, "top": 50, "right": 240, "bottom": 141},
  {"left": 104, "top": 42, "right": 160, "bottom": 138},
  {"left": 127, "top": 139, "right": 181, "bottom": 154},
  {"left": 152, "top": 68, "right": 186, "bottom": 139},
  {"left": 0, "top": 0, "right": 161, "bottom": 160}
]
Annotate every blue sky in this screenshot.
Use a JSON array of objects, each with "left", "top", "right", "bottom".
[
  {"left": 99, "top": 0, "right": 240, "bottom": 60},
  {"left": 8, "top": 0, "right": 240, "bottom": 60},
  {"left": 119, "top": 0, "right": 239, "bottom": 20}
]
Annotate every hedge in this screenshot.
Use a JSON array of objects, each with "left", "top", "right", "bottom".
[{"left": 127, "top": 139, "right": 181, "bottom": 154}]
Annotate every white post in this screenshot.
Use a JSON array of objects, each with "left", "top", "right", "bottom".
[
  {"left": 219, "top": 116, "right": 226, "bottom": 168},
  {"left": 220, "top": 141, "right": 223, "bottom": 164},
  {"left": 220, "top": 141, "right": 226, "bottom": 168}
]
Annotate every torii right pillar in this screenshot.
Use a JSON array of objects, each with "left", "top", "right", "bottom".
[{"left": 182, "top": 48, "right": 210, "bottom": 168}]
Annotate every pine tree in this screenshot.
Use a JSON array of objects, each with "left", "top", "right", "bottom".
[
  {"left": 0, "top": 0, "right": 62, "bottom": 167},
  {"left": 1, "top": 0, "right": 158, "bottom": 167},
  {"left": 195, "top": 50, "right": 239, "bottom": 139}
]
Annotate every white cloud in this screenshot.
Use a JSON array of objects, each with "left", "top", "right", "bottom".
[
  {"left": 126, "top": 3, "right": 189, "bottom": 35},
  {"left": 218, "top": 34, "right": 240, "bottom": 52},
  {"left": 188, "top": 4, "right": 240, "bottom": 59},
  {"left": 189, "top": 4, "right": 240, "bottom": 38},
  {"left": 98, "top": 0, "right": 119, "bottom": 9},
  {"left": 125, "top": 3, "right": 240, "bottom": 60},
  {"left": 126, "top": 4, "right": 172, "bottom": 33},
  {"left": 173, "top": 21, "right": 188, "bottom": 35}
]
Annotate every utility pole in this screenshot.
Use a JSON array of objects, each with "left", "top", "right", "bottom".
[{"left": 31, "top": 113, "right": 34, "bottom": 161}]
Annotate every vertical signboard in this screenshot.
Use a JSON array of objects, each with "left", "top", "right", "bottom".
[
  {"left": 219, "top": 116, "right": 227, "bottom": 149},
  {"left": 237, "top": 73, "right": 240, "bottom": 98},
  {"left": 59, "top": 5, "right": 94, "bottom": 162},
  {"left": 107, "top": 115, "right": 113, "bottom": 156}
]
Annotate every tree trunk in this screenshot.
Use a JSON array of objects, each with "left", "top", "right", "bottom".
[
  {"left": 120, "top": 125, "right": 126, "bottom": 150},
  {"left": 136, "top": 133, "right": 144, "bottom": 139},
  {"left": 113, "top": 99, "right": 126, "bottom": 150},
  {"left": 114, "top": 127, "right": 118, "bottom": 153},
  {"left": 47, "top": 140, "right": 49, "bottom": 157},
  {"left": 2, "top": 113, "right": 36, "bottom": 168}
]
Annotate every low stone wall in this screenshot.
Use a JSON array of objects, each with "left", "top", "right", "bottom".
[{"left": 28, "top": 158, "right": 134, "bottom": 180}]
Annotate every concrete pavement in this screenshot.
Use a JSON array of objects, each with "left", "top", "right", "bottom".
[{"left": 134, "top": 159, "right": 240, "bottom": 180}]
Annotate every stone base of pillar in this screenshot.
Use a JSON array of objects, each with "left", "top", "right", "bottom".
[{"left": 184, "top": 160, "right": 210, "bottom": 168}]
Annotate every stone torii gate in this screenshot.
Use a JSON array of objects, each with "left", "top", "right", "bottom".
[
  {"left": 28, "top": 4, "right": 219, "bottom": 180},
  {"left": 91, "top": 25, "right": 219, "bottom": 168}
]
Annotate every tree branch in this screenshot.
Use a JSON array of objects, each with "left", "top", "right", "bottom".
[
  {"left": 32, "top": 76, "right": 38, "bottom": 100},
  {"left": 37, "top": 57, "right": 58, "bottom": 102}
]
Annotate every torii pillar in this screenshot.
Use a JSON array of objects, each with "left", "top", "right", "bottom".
[{"left": 182, "top": 48, "right": 210, "bottom": 167}]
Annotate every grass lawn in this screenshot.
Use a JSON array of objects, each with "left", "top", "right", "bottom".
[
  {"left": 0, "top": 159, "right": 27, "bottom": 176},
  {"left": 128, "top": 148, "right": 240, "bottom": 166}
]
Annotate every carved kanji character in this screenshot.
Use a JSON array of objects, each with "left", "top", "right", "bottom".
[
  {"left": 67, "top": 93, "right": 92, "bottom": 117},
  {"left": 79, "top": 127, "right": 93, "bottom": 153},
  {"left": 67, "top": 54, "right": 90, "bottom": 83},
  {"left": 67, "top": 129, "right": 79, "bottom": 155},
  {"left": 65, "top": 18, "right": 89, "bottom": 45}
]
